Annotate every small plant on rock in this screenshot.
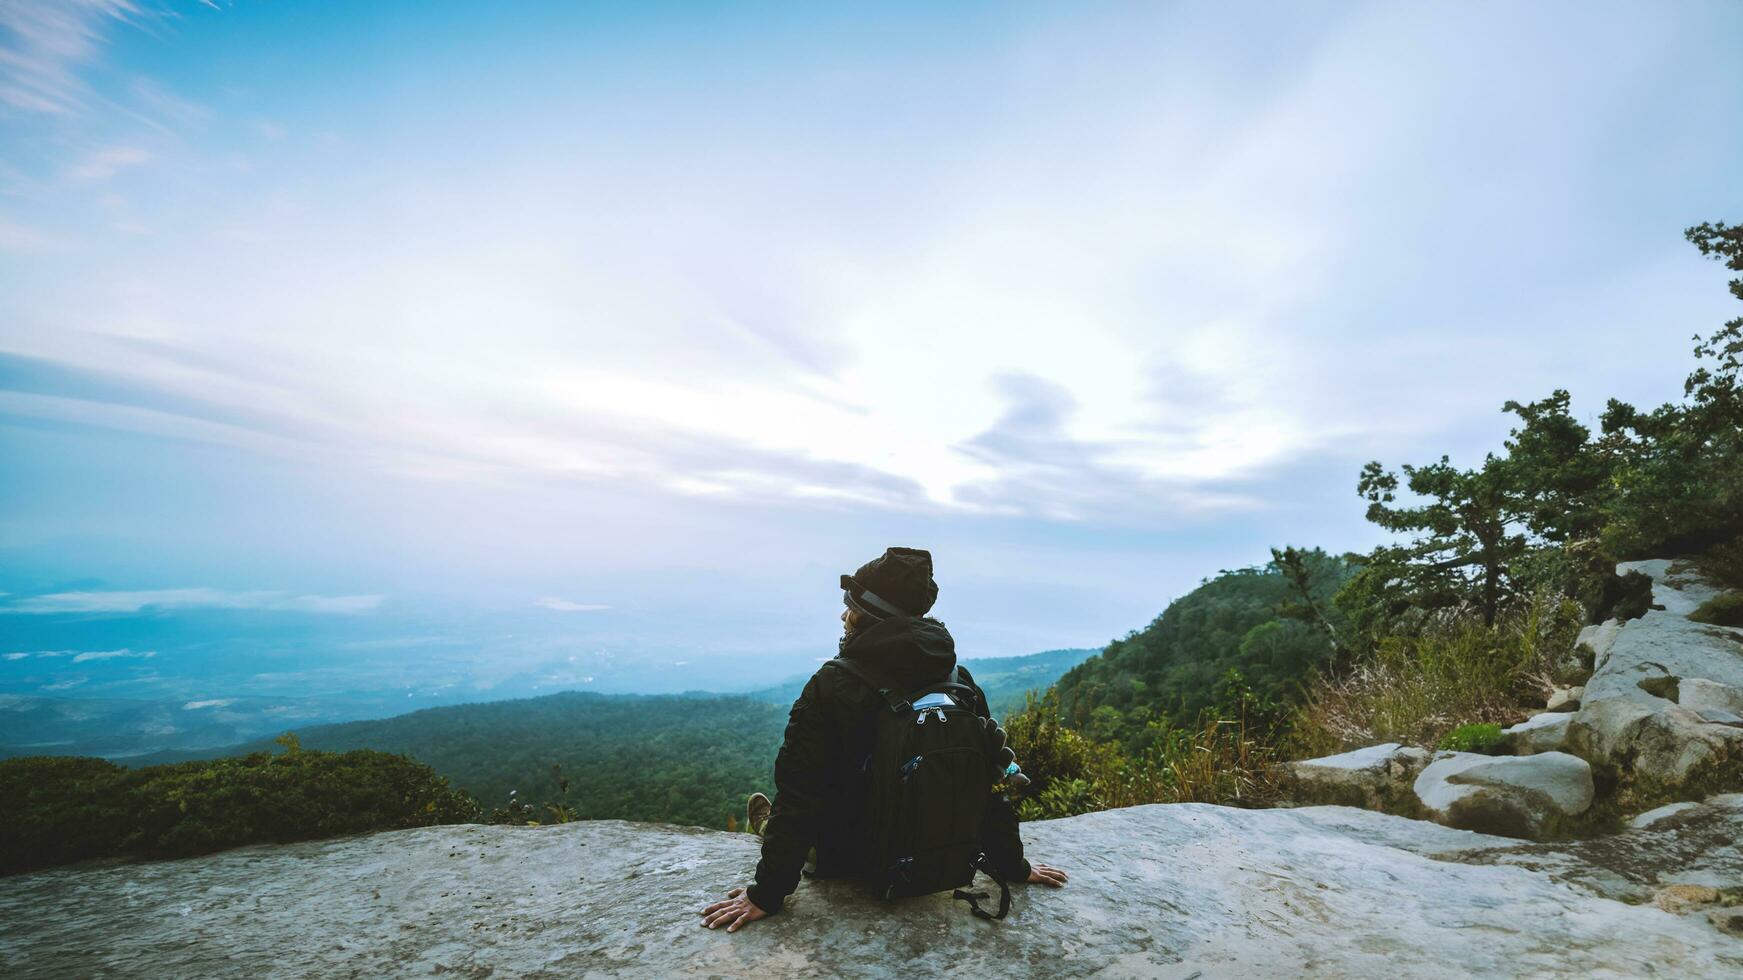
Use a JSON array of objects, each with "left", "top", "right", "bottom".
[{"left": 1437, "top": 723, "right": 1509, "bottom": 755}]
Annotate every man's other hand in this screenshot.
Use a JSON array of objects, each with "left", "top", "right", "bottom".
[
  {"left": 700, "top": 887, "right": 768, "bottom": 932},
  {"left": 1027, "top": 862, "right": 1069, "bottom": 887}
]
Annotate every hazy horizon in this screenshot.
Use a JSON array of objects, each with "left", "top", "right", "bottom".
[{"left": 4, "top": 2, "right": 1743, "bottom": 733}]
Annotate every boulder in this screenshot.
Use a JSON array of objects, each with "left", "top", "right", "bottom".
[
  {"left": 1283, "top": 742, "right": 1430, "bottom": 813},
  {"left": 1576, "top": 619, "right": 1624, "bottom": 671},
  {"left": 1697, "top": 707, "right": 1743, "bottom": 727},
  {"left": 7, "top": 800, "right": 1743, "bottom": 978},
  {"left": 1682, "top": 677, "right": 1743, "bottom": 717},
  {"left": 1629, "top": 801, "right": 1699, "bottom": 830},
  {"left": 1413, "top": 750, "right": 1594, "bottom": 838},
  {"left": 1566, "top": 560, "right": 1743, "bottom": 802},
  {"left": 1504, "top": 712, "right": 1571, "bottom": 754},
  {"left": 1617, "top": 558, "right": 1728, "bottom": 617},
  {"left": 1566, "top": 697, "right": 1743, "bottom": 797},
  {"left": 1545, "top": 686, "right": 1583, "bottom": 713}
]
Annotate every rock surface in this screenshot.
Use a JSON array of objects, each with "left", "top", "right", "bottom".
[
  {"left": 1545, "top": 686, "right": 1583, "bottom": 713},
  {"left": 1282, "top": 741, "right": 1428, "bottom": 813},
  {"left": 1567, "top": 559, "right": 1743, "bottom": 799},
  {"left": 1504, "top": 713, "right": 1572, "bottom": 755},
  {"left": 1684, "top": 677, "right": 1743, "bottom": 717},
  {"left": 6, "top": 799, "right": 1743, "bottom": 979},
  {"left": 1413, "top": 751, "right": 1594, "bottom": 838}
]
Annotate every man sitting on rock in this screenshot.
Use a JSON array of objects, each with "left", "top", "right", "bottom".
[{"left": 700, "top": 547, "right": 1068, "bottom": 932}]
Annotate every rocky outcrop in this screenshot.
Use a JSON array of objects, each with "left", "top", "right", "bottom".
[
  {"left": 5, "top": 799, "right": 1743, "bottom": 978},
  {"left": 1545, "top": 686, "right": 1584, "bottom": 713},
  {"left": 1566, "top": 559, "right": 1743, "bottom": 803},
  {"left": 1503, "top": 712, "right": 1572, "bottom": 755},
  {"left": 1412, "top": 751, "right": 1595, "bottom": 838},
  {"left": 1281, "top": 741, "right": 1429, "bottom": 814}
]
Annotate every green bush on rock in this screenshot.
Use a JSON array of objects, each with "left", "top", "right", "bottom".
[{"left": 1438, "top": 723, "right": 1509, "bottom": 755}]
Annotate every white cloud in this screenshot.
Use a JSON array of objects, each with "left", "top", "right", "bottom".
[
  {"left": 535, "top": 597, "right": 610, "bottom": 612},
  {"left": 66, "top": 145, "right": 152, "bottom": 181},
  {"left": 41, "top": 677, "right": 87, "bottom": 692},
  {"left": 2, "top": 652, "right": 28, "bottom": 661},
  {"left": 0, "top": 215, "right": 68, "bottom": 253},
  {"left": 0, "top": 0, "right": 139, "bottom": 114},
  {"left": 5, "top": 588, "right": 386, "bottom": 614},
  {"left": 71, "top": 648, "right": 155, "bottom": 662},
  {"left": 182, "top": 699, "right": 235, "bottom": 710}
]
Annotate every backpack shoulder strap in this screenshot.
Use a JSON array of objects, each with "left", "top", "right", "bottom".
[
  {"left": 953, "top": 854, "right": 1012, "bottom": 921},
  {"left": 824, "top": 658, "right": 911, "bottom": 713},
  {"left": 918, "top": 666, "right": 984, "bottom": 713}
]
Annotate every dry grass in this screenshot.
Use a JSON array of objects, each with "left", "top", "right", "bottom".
[{"left": 1288, "top": 592, "right": 1583, "bottom": 756}]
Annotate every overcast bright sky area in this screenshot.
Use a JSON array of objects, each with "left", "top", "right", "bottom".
[{"left": 2, "top": 1, "right": 1742, "bottom": 703}]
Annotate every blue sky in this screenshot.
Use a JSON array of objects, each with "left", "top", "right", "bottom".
[{"left": 2, "top": 2, "right": 1742, "bottom": 710}]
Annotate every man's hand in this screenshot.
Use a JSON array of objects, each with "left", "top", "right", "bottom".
[
  {"left": 1027, "top": 862, "right": 1069, "bottom": 887},
  {"left": 700, "top": 887, "right": 768, "bottom": 932}
]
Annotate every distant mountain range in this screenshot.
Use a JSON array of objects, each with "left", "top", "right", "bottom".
[
  {"left": 87, "top": 646, "right": 1100, "bottom": 830},
  {"left": 3, "top": 645, "right": 1100, "bottom": 763}
]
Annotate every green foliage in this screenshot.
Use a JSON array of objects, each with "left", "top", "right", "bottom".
[
  {"left": 1438, "top": 723, "right": 1508, "bottom": 754},
  {"left": 0, "top": 745, "right": 477, "bottom": 875},
  {"left": 1700, "top": 533, "right": 1743, "bottom": 591},
  {"left": 1049, "top": 550, "right": 1350, "bottom": 751},
  {"left": 1353, "top": 454, "right": 1524, "bottom": 629},
  {"left": 1291, "top": 592, "right": 1582, "bottom": 754},
  {"left": 1691, "top": 592, "right": 1743, "bottom": 627},
  {"left": 144, "top": 692, "right": 791, "bottom": 832},
  {"left": 1004, "top": 680, "right": 1282, "bottom": 821},
  {"left": 1594, "top": 223, "right": 1743, "bottom": 557}
]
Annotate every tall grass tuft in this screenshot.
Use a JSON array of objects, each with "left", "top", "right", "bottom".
[{"left": 1288, "top": 591, "right": 1583, "bottom": 755}]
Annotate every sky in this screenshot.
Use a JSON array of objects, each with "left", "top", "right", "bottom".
[{"left": 2, "top": 1, "right": 1742, "bottom": 715}]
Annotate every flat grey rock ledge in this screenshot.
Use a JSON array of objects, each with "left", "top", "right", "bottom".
[{"left": 4, "top": 799, "right": 1742, "bottom": 979}]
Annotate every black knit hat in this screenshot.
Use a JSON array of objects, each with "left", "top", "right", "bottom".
[{"left": 841, "top": 547, "right": 938, "bottom": 619}]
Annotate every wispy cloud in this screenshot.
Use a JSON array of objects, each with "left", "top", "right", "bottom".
[
  {"left": 0, "top": 215, "right": 68, "bottom": 253},
  {"left": 4, "top": 588, "right": 386, "bottom": 614},
  {"left": 183, "top": 698, "right": 235, "bottom": 710},
  {"left": 535, "top": 597, "right": 610, "bottom": 612},
  {"left": 66, "top": 144, "right": 152, "bottom": 181},
  {"left": 71, "top": 647, "right": 155, "bottom": 662},
  {"left": 0, "top": 0, "right": 141, "bottom": 115}
]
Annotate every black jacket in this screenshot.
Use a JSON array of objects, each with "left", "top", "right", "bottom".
[{"left": 746, "top": 615, "right": 1030, "bottom": 914}]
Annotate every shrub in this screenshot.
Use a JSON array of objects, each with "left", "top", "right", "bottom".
[
  {"left": 1289, "top": 593, "right": 1581, "bottom": 753},
  {"left": 1691, "top": 592, "right": 1743, "bottom": 627},
  {"left": 1005, "top": 687, "right": 1282, "bottom": 820},
  {"left": 1438, "top": 723, "right": 1508, "bottom": 754},
  {"left": 1701, "top": 534, "right": 1743, "bottom": 591},
  {"left": 0, "top": 741, "right": 479, "bottom": 875}
]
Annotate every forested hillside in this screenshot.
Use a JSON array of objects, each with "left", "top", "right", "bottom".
[
  {"left": 116, "top": 645, "right": 1094, "bottom": 833},
  {"left": 1049, "top": 551, "right": 1348, "bottom": 748},
  {"left": 139, "top": 693, "right": 788, "bottom": 829}
]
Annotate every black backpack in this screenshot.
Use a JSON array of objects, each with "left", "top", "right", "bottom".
[{"left": 826, "top": 658, "right": 1012, "bottom": 921}]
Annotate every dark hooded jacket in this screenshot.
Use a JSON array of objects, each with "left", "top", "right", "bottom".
[{"left": 745, "top": 615, "right": 1030, "bottom": 915}]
